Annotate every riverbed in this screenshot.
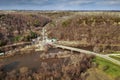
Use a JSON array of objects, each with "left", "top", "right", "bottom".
[{"left": 0, "top": 48, "right": 64, "bottom": 72}]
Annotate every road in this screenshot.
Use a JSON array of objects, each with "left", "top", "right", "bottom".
[
  {"left": 54, "top": 44, "right": 120, "bottom": 66},
  {"left": 105, "top": 54, "right": 120, "bottom": 56},
  {"left": 0, "top": 42, "right": 31, "bottom": 49}
]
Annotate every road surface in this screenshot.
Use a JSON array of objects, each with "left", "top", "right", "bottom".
[
  {"left": 54, "top": 44, "right": 120, "bottom": 66},
  {"left": 105, "top": 54, "right": 120, "bottom": 56},
  {"left": 0, "top": 42, "right": 31, "bottom": 49}
]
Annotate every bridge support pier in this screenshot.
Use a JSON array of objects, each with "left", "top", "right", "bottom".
[{"left": 71, "top": 50, "right": 73, "bottom": 54}]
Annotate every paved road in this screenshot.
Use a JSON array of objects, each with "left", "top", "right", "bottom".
[
  {"left": 54, "top": 44, "right": 120, "bottom": 66},
  {"left": 105, "top": 54, "right": 120, "bottom": 56},
  {"left": 0, "top": 42, "right": 31, "bottom": 49}
]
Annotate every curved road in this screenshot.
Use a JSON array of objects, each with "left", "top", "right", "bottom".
[
  {"left": 54, "top": 44, "right": 120, "bottom": 66},
  {"left": 105, "top": 54, "right": 120, "bottom": 56}
]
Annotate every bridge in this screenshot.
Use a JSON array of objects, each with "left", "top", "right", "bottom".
[
  {"left": 0, "top": 41, "right": 120, "bottom": 66},
  {"left": 54, "top": 44, "right": 120, "bottom": 66},
  {"left": 0, "top": 42, "right": 31, "bottom": 50},
  {"left": 39, "top": 27, "right": 120, "bottom": 66}
]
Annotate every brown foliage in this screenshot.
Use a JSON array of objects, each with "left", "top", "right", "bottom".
[
  {"left": 0, "top": 13, "right": 51, "bottom": 46},
  {"left": 47, "top": 14, "right": 120, "bottom": 45},
  {"left": 0, "top": 53, "right": 94, "bottom": 80}
]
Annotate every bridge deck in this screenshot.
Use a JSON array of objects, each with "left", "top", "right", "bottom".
[
  {"left": 54, "top": 44, "right": 120, "bottom": 66},
  {"left": 0, "top": 42, "right": 31, "bottom": 49}
]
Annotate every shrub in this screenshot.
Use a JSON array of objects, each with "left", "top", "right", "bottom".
[
  {"left": 62, "top": 20, "right": 71, "bottom": 27},
  {"left": 24, "top": 31, "right": 37, "bottom": 41},
  {"left": 102, "top": 65, "right": 110, "bottom": 71},
  {"left": 0, "top": 14, "right": 5, "bottom": 18},
  {"left": 33, "top": 20, "right": 40, "bottom": 27},
  {"left": 13, "top": 36, "right": 21, "bottom": 42},
  {"left": 0, "top": 40, "right": 7, "bottom": 47},
  {"left": 30, "top": 31, "right": 37, "bottom": 39}
]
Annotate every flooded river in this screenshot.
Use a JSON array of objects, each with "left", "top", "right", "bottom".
[
  {"left": 0, "top": 48, "right": 64, "bottom": 72},
  {"left": 0, "top": 45, "right": 93, "bottom": 72}
]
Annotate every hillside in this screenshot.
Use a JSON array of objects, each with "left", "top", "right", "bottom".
[
  {"left": 0, "top": 11, "right": 120, "bottom": 80},
  {"left": 46, "top": 12, "right": 120, "bottom": 51},
  {"left": 0, "top": 13, "right": 51, "bottom": 46}
]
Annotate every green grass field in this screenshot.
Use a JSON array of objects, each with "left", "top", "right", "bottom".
[
  {"left": 93, "top": 57, "right": 120, "bottom": 79},
  {"left": 110, "top": 56, "right": 120, "bottom": 61}
]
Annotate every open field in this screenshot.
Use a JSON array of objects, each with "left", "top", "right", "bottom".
[{"left": 93, "top": 56, "right": 120, "bottom": 79}]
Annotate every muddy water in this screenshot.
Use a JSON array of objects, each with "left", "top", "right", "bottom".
[
  {"left": 0, "top": 46, "right": 92, "bottom": 72},
  {"left": 0, "top": 48, "right": 64, "bottom": 72}
]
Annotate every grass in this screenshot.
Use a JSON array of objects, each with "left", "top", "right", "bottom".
[
  {"left": 110, "top": 56, "right": 120, "bottom": 61},
  {"left": 93, "top": 56, "right": 120, "bottom": 78},
  {"left": 62, "top": 19, "right": 71, "bottom": 27},
  {"left": 111, "top": 51, "right": 120, "bottom": 54},
  {"left": 100, "top": 51, "right": 120, "bottom": 55}
]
